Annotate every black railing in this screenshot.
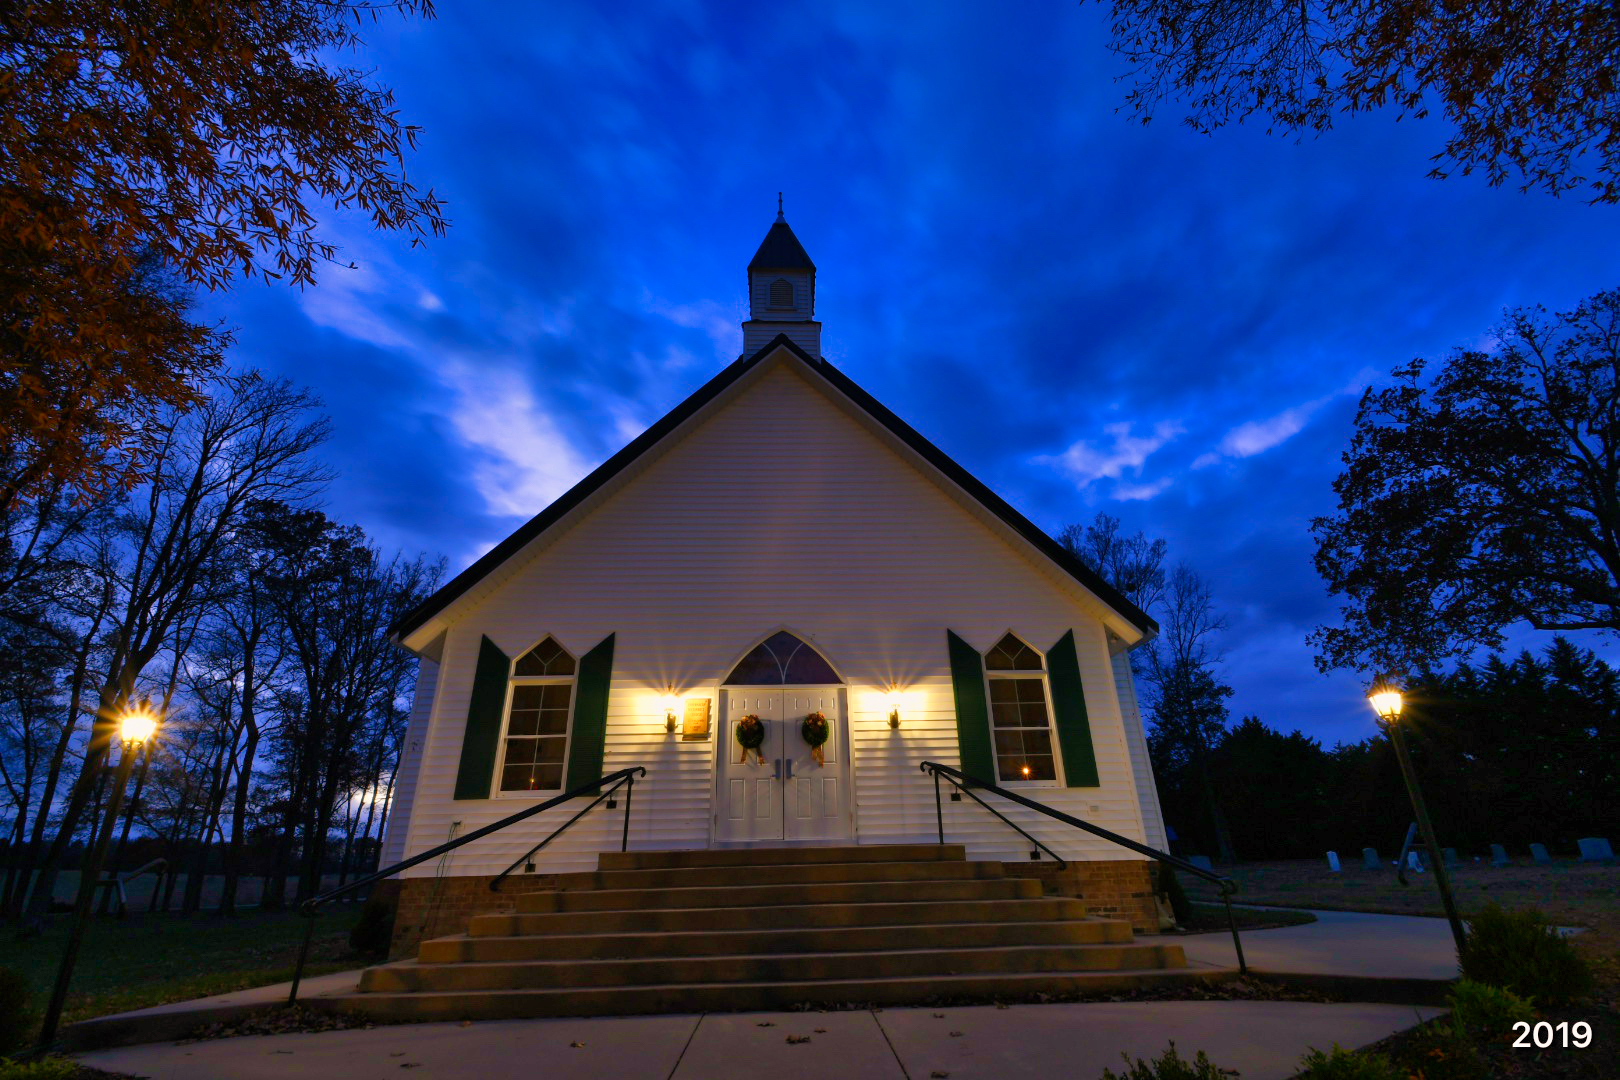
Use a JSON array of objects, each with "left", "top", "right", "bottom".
[
  {"left": 286, "top": 766, "right": 647, "bottom": 1004},
  {"left": 490, "top": 770, "right": 639, "bottom": 891},
  {"left": 919, "top": 760, "right": 1247, "bottom": 974}
]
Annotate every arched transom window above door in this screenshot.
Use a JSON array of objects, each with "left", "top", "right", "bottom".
[
  {"left": 499, "top": 636, "right": 576, "bottom": 792},
  {"left": 725, "top": 631, "right": 842, "bottom": 685},
  {"left": 985, "top": 632, "right": 1058, "bottom": 783}
]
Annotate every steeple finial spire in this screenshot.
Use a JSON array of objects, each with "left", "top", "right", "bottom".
[{"left": 776, "top": 192, "right": 784, "bottom": 222}]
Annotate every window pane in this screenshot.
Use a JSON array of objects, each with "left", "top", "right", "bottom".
[
  {"left": 515, "top": 636, "right": 575, "bottom": 676},
  {"left": 537, "top": 706, "right": 570, "bottom": 735},
  {"left": 989, "top": 679, "right": 1017, "bottom": 703},
  {"left": 987, "top": 633, "right": 1042, "bottom": 671},
  {"left": 725, "top": 631, "right": 841, "bottom": 685},
  {"left": 500, "top": 764, "right": 536, "bottom": 791},
  {"left": 994, "top": 730, "right": 1024, "bottom": 756},
  {"left": 535, "top": 736, "right": 566, "bottom": 763},
  {"left": 991, "top": 702, "right": 1021, "bottom": 728},
  {"left": 1020, "top": 701, "right": 1050, "bottom": 726},
  {"left": 1023, "top": 754, "right": 1057, "bottom": 781},
  {"left": 503, "top": 739, "right": 536, "bottom": 765},
  {"left": 507, "top": 710, "right": 540, "bottom": 737},
  {"left": 1014, "top": 678, "right": 1047, "bottom": 703},
  {"left": 511, "top": 685, "right": 547, "bottom": 709},
  {"left": 1022, "top": 729, "right": 1054, "bottom": 757},
  {"left": 540, "top": 684, "right": 572, "bottom": 709},
  {"left": 532, "top": 763, "right": 564, "bottom": 789}
]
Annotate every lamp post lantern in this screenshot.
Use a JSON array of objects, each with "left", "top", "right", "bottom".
[
  {"left": 1368, "top": 681, "right": 1468, "bottom": 956},
  {"left": 36, "top": 700, "right": 160, "bottom": 1048}
]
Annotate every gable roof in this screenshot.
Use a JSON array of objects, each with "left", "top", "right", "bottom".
[
  {"left": 748, "top": 219, "right": 816, "bottom": 272},
  {"left": 391, "top": 336, "right": 1158, "bottom": 645}
]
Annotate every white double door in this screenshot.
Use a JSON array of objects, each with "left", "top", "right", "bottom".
[{"left": 717, "top": 687, "right": 849, "bottom": 843}]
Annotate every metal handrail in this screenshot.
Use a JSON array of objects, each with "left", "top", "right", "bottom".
[
  {"left": 490, "top": 771, "right": 637, "bottom": 891},
  {"left": 936, "top": 771, "right": 1067, "bottom": 868},
  {"left": 286, "top": 766, "right": 646, "bottom": 1003},
  {"left": 919, "top": 760, "right": 1247, "bottom": 974}
]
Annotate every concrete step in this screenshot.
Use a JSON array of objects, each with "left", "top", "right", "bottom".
[
  {"left": 595, "top": 843, "right": 966, "bottom": 871},
  {"left": 421, "top": 917, "right": 1135, "bottom": 963},
  {"left": 472, "top": 896, "right": 1092, "bottom": 937},
  {"left": 515, "top": 876, "right": 1042, "bottom": 914},
  {"left": 362, "top": 941, "right": 1187, "bottom": 993},
  {"left": 548, "top": 858, "right": 1006, "bottom": 892},
  {"left": 327, "top": 967, "right": 1234, "bottom": 1022}
]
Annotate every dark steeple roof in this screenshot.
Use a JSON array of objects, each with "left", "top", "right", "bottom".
[{"left": 748, "top": 217, "right": 816, "bottom": 272}]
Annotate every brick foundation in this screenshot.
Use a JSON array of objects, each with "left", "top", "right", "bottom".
[
  {"left": 379, "top": 873, "right": 565, "bottom": 959},
  {"left": 1001, "top": 858, "right": 1160, "bottom": 934},
  {"left": 377, "top": 856, "right": 1163, "bottom": 958}
]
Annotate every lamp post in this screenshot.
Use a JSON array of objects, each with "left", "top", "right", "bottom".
[
  {"left": 36, "top": 700, "right": 159, "bottom": 1048},
  {"left": 1368, "top": 682, "right": 1468, "bottom": 956}
]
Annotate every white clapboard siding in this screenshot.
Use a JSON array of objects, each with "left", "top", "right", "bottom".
[
  {"left": 379, "top": 657, "right": 437, "bottom": 871},
  {"left": 1112, "top": 647, "right": 1168, "bottom": 852},
  {"left": 398, "top": 360, "right": 1156, "bottom": 878}
]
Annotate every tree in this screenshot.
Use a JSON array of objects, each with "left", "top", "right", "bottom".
[
  {"left": 1142, "top": 564, "right": 1238, "bottom": 862},
  {"left": 1311, "top": 288, "right": 1620, "bottom": 676},
  {"left": 1099, "top": 0, "right": 1620, "bottom": 202},
  {"left": 0, "top": 1, "right": 445, "bottom": 513},
  {"left": 20, "top": 371, "right": 329, "bottom": 920},
  {"left": 1059, "top": 512, "right": 1168, "bottom": 616}
]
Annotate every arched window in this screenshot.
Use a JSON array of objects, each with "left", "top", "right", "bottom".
[
  {"left": 768, "top": 278, "right": 794, "bottom": 309},
  {"left": 725, "top": 631, "right": 841, "bottom": 685},
  {"left": 985, "top": 632, "right": 1057, "bottom": 782},
  {"left": 499, "top": 636, "right": 575, "bottom": 792}
]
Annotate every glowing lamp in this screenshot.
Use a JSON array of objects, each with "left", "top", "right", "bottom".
[
  {"left": 1021, "top": 764, "right": 1031, "bottom": 778},
  {"left": 886, "top": 689, "right": 901, "bottom": 729},
  {"left": 663, "top": 693, "right": 680, "bottom": 733},
  {"left": 119, "top": 706, "right": 158, "bottom": 747},
  {"left": 1368, "top": 685, "right": 1403, "bottom": 722}
]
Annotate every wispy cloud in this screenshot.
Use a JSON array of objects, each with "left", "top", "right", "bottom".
[
  {"left": 1038, "top": 421, "right": 1183, "bottom": 497},
  {"left": 1193, "top": 382, "right": 1363, "bottom": 469},
  {"left": 440, "top": 361, "right": 597, "bottom": 520}
]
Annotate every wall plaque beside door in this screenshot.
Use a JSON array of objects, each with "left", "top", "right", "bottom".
[{"left": 681, "top": 697, "right": 711, "bottom": 741}]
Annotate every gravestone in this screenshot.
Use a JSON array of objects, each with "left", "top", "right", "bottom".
[
  {"left": 1327, "top": 851, "right": 1341, "bottom": 872},
  {"left": 1530, "top": 843, "right": 1552, "bottom": 864},
  {"left": 1362, "top": 847, "right": 1380, "bottom": 870},
  {"left": 1443, "top": 847, "right": 1460, "bottom": 866},
  {"left": 1187, "top": 855, "right": 1213, "bottom": 872},
  {"left": 1577, "top": 837, "right": 1614, "bottom": 862},
  {"left": 1406, "top": 850, "right": 1425, "bottom": 872},
  {"left": 1490, "top": 843, "right": 1510, "bottom": 867}
]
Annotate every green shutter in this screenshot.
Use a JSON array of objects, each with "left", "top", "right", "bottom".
[
  {"left": 946, "top": 630, "right": 995, "bottom": 782},
  {"left": 1047, "top": 630, "right": 1100, "bottom": 787},
  {"left": 565, "top": 633, "right": 616, "bottom": 790},
  {"left": 454, "top": 635, "right": 511, "bottom": 800}
]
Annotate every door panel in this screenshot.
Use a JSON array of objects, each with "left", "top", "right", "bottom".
[
  {"left": 782, "top": 687, "right": 848, "bottom": 840},
  {"left": 717, "top": 690, "right": 784, "bottom": 841}
]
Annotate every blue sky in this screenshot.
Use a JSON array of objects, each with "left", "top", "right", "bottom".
[{"left": 202, "top": 2, "right": 1620, "bottom": 747}]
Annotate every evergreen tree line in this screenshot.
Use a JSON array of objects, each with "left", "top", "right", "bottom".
[
  {"left": 1063, "top": 514, "right": 1620, "bottom": 866},
  {"left": 0, "top": 372, "right": 442, "bottom": 921}
]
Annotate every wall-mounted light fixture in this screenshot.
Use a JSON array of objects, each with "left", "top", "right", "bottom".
[
  {"left": 663, "top": 693, "right": 680, "bottom": 733},
  {"left": 886, "top": 689, "right": 902, "bottom": 729}
]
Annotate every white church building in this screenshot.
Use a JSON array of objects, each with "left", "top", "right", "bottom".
[{"left": 377, "top": 212, "right": 1172, "bottom": 951}]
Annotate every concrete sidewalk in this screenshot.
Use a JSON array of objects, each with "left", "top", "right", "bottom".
[
  {"left": 76, "top": 1000, "right": 1443, "bottom": 1080},
  {"left": 1182, "top": 908, "right": 1461, "bottom": 983}
]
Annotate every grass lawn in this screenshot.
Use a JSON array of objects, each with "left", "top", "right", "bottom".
[
  {"left": 1178, "top": 900, "right": 1316, "bottom": 933},
  {"left": 5, "top": 905, "right": 367, "bottom": 1034}
]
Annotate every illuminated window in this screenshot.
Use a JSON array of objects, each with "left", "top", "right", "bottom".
[
  {"left": 768, "top": 278, "right": 794, "bottom": 309},
  {"left": 498, "top": 637, "right": 575, "bottom": 792},
  {"left": 985, "top": 633, "right": 1057, "bottom": 782}
]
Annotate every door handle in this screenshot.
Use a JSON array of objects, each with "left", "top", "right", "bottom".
[
  {"left": 772, "top": 758, "right": 782, "bottom": 781},
  {"left": 785, "top": 758, "right": 794, "bottom": 781}
]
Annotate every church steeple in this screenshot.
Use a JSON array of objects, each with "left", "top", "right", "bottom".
[{"left": 742, "top": 196, "right": 820, "bottom": 358}]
